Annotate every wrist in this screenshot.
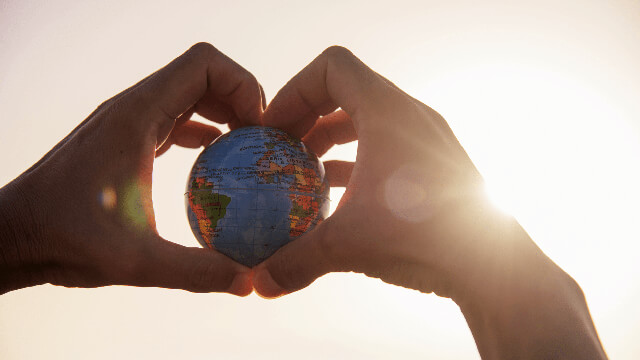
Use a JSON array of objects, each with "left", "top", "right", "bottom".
[
  {"left": 0, "top": 177, "right": 48, "bottom": 294},
  {"left": 459, "top": 269, "right": 605, "bottom": 359},
  {"left": 448, "top": 207, "right": 607, "bottom": 359}
]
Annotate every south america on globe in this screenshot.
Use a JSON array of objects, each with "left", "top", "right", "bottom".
[{"left": 185, "top": 126, "right": 330, "bottom": 267}]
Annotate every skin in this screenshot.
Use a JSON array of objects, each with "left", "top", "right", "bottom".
[
  {"left": 0, "top": 43, "right": 607, "bottom": 359},
  {"left": 0, "top": 43, "right": 263, "bottom": 296},
  {"left": 253, "top": 46, "right": 608, "bottom": 359}
]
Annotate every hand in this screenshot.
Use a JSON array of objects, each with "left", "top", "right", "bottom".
[
  {"left": 252, "top": 46, "right": 607, "bottom": 359},
  {"left": 253, "top": 45, "right": 513, "bottom": 300},
  {"left": 0, "top": 43, "right": 263, "bottom": 295}
]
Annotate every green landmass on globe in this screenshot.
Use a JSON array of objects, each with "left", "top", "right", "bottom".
[{"left": 185, "top": 126, "right": 330, "bottom": 267}]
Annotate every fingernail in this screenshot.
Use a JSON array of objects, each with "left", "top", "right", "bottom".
[
  {"left": 254, "top": 266, "right": 286, "bottom": 299},
  {"left": 228, "top": 272, "right": 253, "bottom": 297}
]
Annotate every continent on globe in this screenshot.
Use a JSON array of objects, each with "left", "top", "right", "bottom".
[{"left": 185, "top": 126, "right": 330, "bottom": 267}]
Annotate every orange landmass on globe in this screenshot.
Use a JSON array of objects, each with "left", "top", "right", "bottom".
[
  {"left": 255, "top": 150, "right": 326, "bottom": 237},
  {"left": 187, "top": 177, "right": 231, "bottom": 247}
]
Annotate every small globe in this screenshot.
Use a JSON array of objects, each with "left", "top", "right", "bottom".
[{"left": 185, "top": 126, "right": 330, "bottom": 267}]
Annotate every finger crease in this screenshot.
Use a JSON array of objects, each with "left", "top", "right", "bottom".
[
  {"left": 156, "top": 104, "right": 177, "bottom": 122},
  {"left": 295, "top": 87, "right": 325, "bottom": 119},
  {"left": 221, "top": 78, "right": 245, "bottom": 98}
]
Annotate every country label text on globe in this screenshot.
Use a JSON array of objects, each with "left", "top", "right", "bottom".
[{"left": 185, "top": 126, "right": 330, "bottom": 267}]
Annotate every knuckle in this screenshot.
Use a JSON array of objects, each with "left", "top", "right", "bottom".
[
  {"left": 101, "top": 93, "right": 150, "bottom": 131},
  {"left": 104, "top": 93, "right": 133, "bottom": 116},
  {"left": 91, "top": 92, "right": 132, "bottom": 121},
  {"left": 237, "top": 71, "right": 260, "bottom": 93},
  {"left": 188, "top": 42, "right": 218, "bottom": 58},
  {"left": 95, "top": 97, "right": 117, "bottom": 114},
  {"left": 232, "top": 72, "right": 262, "bottom": 120},
  {"left": 246, "top": 71, "right": 260, "bottom": 87},
  {"left": 322, "top": 45, "right": 355, "bottom": 61},
  {"left": 366, "top": 86, "right": 412, "bottom": 122},
  {"left": 391, "top": 89, "right": 415, "bottom": 110}
]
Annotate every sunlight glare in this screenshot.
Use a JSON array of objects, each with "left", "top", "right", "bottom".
[{"left": 419, "top": 62, "right": 635, "bottom": 224}]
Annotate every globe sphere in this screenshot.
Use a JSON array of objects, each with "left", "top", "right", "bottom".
[{"left": 185, "top": 126, "right": 330, "bottom": 267}]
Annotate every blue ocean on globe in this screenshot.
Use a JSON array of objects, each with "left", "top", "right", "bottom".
[{"left": 185, "top": 126, "right": 330, "bottom": 267}]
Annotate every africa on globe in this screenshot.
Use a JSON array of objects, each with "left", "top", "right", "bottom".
[{"left": 185, "top": 126, "right": 330, "bottom": 267}]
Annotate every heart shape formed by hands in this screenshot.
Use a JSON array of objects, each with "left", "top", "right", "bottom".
[
  {"left": 0, "top": 42, "right": 607, "bottom": 359},
  {"left": 0, "top": 43, "right": 569, "bottom": 304}
]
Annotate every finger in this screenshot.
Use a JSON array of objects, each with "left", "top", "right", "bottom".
[
  {"left": 263, "top": 46, "right": 394, "bottom": 138},
  {"left": 194, "top": 95, "right": 258, "bottom": 130},
  {"left": 323, "top": 160, "right": 354, "bottom": 187},
  {"left": 156, "top": 107, "right": 195, "bottom": 155},
  {"left": 195, "top": 100, "right": 238, "bottom": 125},
  {"left": 154, "top": 143, "right": 172, "bottom": 157},
  {"left": 302, "top": 110, "right": 357, "bottom": 157},
  {"left": 156, "top": 121, "right": 223, "bottom": 157},
  {"left": 133, "top": 42, "right": 263, "bottom": 127},
  {"left": 253, "top": 213, "right": 351, "bottom": 298},
  {"left": 131, "top": 237, "right": 253, "bottom": 296},
  {"left": 172, "top": 121, "right": 222, "bottom": 148},
  {"left": 259, "top": 84, "right": 267, "bottom": 111}
]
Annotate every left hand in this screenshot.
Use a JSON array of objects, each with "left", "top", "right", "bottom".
[{"left": 0, "top": 43, "right": 263, "bottom": 295}]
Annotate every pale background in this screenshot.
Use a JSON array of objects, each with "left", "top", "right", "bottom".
[{"left": 1, "top": 0, "right": 639, "bottom": 359}]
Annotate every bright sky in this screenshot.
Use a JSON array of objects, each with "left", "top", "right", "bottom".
[{"left": 1, "top": 0, "right": 639, "bottom": 359}]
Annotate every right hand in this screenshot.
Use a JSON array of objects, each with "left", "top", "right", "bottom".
[
  {"left": 252, "top": 46, "right": 569, "bottom": 304},
  {"left": 252, "top": 46, "right": 608, "bottom": 359}
]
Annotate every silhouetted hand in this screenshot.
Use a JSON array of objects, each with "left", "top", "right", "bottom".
[
  {"left": 0, "top": 43, "right": 263, "bottom": 295},
  {"left": 254, "top": 45, "right": 508, "bottom": 300},
  {"left": 253, "top": 46, "right": 607, "bottom": 359}
]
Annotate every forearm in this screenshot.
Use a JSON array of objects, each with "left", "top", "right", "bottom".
[{"left": 455, "top": 223, "right": 607, "bottom": 359}]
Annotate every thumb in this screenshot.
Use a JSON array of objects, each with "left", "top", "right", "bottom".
[
  {"left": 130, "top": 236, "right": 253, "bottom": 296},
  {"left": 252, "top": 215, "right": 349, "bottom": 298}
]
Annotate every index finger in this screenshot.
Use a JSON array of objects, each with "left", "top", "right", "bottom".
[
  {"left": 133, "top": 42, "right": 263, "bottom": 126},
  {"left": 262, "top": 46, "right": 395, "bottom": 138}
]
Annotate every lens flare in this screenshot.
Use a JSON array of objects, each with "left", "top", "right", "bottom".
[
  {"left": 383, "top": 165, "right": 433, "bottom": 222},
  {"left": 122, "top": 181, "right": 154, "bottom": 231},
  {"left": 99, "top": 186, "right": 117, "bottom": 210}
]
